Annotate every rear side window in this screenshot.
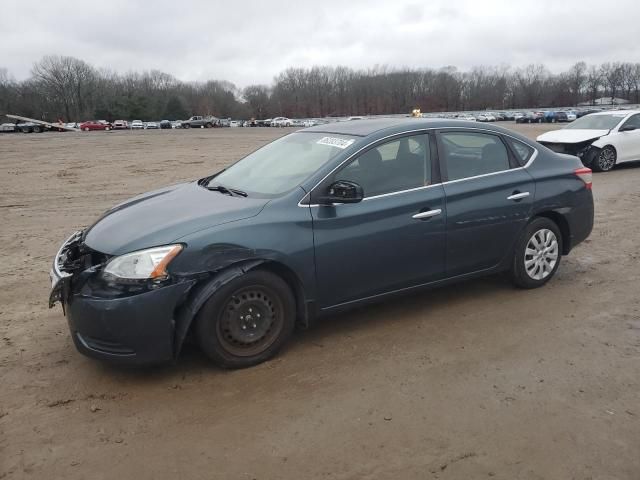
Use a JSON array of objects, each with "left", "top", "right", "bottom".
[
  {"left": 440, "top": 132, "right": 510, "bottom": 181},
  {"left": 505, "top": 137, "right": 535, "bottom": 166}
]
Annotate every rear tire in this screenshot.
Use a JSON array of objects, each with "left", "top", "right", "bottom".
[
  {"left": 510, "top": 217, "right": 562, "bottom": 289},
  {"left": 592, "top": 145, "right": 616, "bottom": 172},
  {"left": 195, "top": 270, "right": 295, "bottom": 368},
  {"left": 184, "top": 123, "right": 191, "bottom": 129}
]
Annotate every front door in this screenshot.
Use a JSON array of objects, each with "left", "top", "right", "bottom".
[
  {"left": 311, "top": 133, "right": 447, "bottom": 308},
  {"left": 615, "top": 114, "right": 640, "bottom": 162}
]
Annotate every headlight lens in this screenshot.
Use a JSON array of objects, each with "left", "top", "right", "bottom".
[{"left": 103, "top": 245, "right": 183, "bottom": 280}]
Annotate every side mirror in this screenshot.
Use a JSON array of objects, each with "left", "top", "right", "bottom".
[
  {"left": 620, "top": 124, "right": 637, "bottom": 132},
  {"left": 317, "top": 180, "right": 364, "bottom": 205}
]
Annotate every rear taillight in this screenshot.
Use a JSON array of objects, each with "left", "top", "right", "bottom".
[{"left": 574, "top": 167, "right": 592, "bottom": 190}]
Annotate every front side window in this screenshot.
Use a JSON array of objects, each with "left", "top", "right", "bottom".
[
  {"left": 209, "top": 132, "right": 356, "bottom": 197},
  {"left": 440, "top": 132, "right": 510, "bottom": 181},
  {"left": 333, "top": 134, "right": 431, "bottom": 197},
  {"left": 621, "top": 114, "right": 640, "bottom": 130}
]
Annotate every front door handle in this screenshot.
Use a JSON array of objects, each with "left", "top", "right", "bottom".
[
  {"left": 507, "top": 191, "right": 530, "bottom": 201},
  {"left": 412, "top": 208, "right": 442, "bottom": 220}
]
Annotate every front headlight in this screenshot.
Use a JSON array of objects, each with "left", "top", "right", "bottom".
[{"left": 103, "top": 245, "right": 183, "bottom": 280}]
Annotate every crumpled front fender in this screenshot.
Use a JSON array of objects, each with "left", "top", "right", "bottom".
[
  {"left": 172, "top": 259, "right": 266, "bottom": 356},
  {"left": 590, "top": 136, "right": 611, "bottom": 149}
]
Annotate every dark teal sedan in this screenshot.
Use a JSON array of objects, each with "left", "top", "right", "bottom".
[{"left": 50, "top": 118, "right": 594, "bottom": 368}]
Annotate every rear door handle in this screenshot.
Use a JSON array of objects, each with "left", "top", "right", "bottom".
[
  {"left": 507, "top": 192, "right": 530, "bottom": 201},
  {"left": 412, "top": 208, "right": 442, "bottom": 220}
]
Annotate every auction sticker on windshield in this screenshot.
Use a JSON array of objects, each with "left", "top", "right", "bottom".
[{"left": 317, "top": 137, "right": 355, "bottom": 149}]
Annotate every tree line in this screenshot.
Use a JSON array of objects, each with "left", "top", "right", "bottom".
[{"left": 1, "top": 56, "right": 639, "bottom": 122}]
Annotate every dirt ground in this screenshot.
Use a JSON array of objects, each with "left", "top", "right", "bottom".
[{"left": 1, "top": 123, "right": 639, "bottom": 480}]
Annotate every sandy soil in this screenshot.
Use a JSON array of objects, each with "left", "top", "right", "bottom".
[{"left": 1, "top": 123, "right": 639, "bottom": 480}]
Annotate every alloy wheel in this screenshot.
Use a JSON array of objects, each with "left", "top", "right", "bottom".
[
  {"left": 597, "top": 147, "right": 616, "bottom": 171},
  {"left": 524, "top": 228, "right": 559, "bottom": 281}
]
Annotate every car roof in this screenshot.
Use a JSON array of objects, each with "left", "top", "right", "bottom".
[
  {"left": 301, "top": 117, "right": 524, "bottom": 138},
  {"left": 590, "top": 109, "right": 640, "bottom": 116}
]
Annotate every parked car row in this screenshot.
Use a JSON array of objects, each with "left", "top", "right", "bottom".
[
  {"left": 71, "top": 116, "right": 322, "bottom": 132},
  {"left": 248, "top": 117, "right": 318, "bottom": 127},
  {"left": 427, "top": 107, "right": 623, "bottom": 124}
]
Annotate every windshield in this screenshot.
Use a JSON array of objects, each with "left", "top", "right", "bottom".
[
  {"left": 207, "top": 132, "right": 357, "bottom": 196},
  {"left": 565, "top": 113, "right": 626, "bottom": 130}
]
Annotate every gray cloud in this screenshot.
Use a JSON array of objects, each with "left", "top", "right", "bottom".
[{"left": 1, "top": 0, "right": 639, "bottom": 87}]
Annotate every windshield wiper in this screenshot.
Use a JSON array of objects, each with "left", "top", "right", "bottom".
[
  {"left": 229, "top": 188, "right": 248, "bottom": 197},
  {"left": 206, "top": 184, "right": 247, "bottom": 197}
]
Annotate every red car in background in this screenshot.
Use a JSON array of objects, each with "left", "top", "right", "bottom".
[{"left": 79, "top": 120, "right": 112, "bottom": 131}]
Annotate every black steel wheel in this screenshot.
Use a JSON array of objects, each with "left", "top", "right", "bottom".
[{"left": 195, "top": 270, "right": 295, "bottom": 368}]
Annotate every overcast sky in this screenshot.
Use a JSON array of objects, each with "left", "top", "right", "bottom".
[{"left": 2, "top": 0, "right": 639, "bottom": 87}]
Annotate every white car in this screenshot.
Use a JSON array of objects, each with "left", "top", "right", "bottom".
[
  {"left": 229, "top": 120, "right": 241, "bottom": 127},
  {"left": 565, "top": 111, "right": 577, "bottom": 122},
  {"left": 271, "top": 117, "right": 292, "bottom": 127},
  {"left": 457, "top": 114, "right": 477, "bottom": 122},
  {"left": 130, "top": 120, "right": 144, "bottom": 129},
  {"left": 302, "top": 119, "right": 317, "bottom": 127},
  {"left": 145, "top": 122, "right": 159, "bottom": 129},
  {"left": 537, "top": 110, "right": 640, "bottom": 172}
]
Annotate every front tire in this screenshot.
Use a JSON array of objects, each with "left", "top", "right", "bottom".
[
  {"left": 592, "top": 145, "right": 616, "bottom": 172},
  {"left": 510, "top": 218, "right": 562, "bottom": 289},
  {"left": 195, "top": 270, "right": 295, "bottom": 368},
  {"left": 183, "top": 123, "right": 191, "bottom": 129}
]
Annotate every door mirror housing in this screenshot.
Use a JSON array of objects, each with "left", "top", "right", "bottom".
[
  {"left": 316, "top": 181, "right": 364, "bottom": 205},
  {"left": 619, "top": 124, "right": 637, "bottom": 132}
]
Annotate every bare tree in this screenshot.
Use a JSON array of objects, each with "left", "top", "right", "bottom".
[
  {"left": 243, "top": 85, "right": 270, "bottom": 119},
  {"left": 586, "top": 66, "right": 602, "bottom": 105},
  {"left": 31, "top": 55, "right": 98, "bottom": 120},
  {"left": 600, "top": 62, "right": 624, "bottom": 102},
  {"left": 567, "top": 62, "right": 587, "bottom": 106}
]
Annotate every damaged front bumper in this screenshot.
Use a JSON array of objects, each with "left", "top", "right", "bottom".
[
  {"left": 49, "top": 232, "right": 196, "bottom": 365},
  {"left": 539, "top": 140, "right": 601, "bottom": 167}
]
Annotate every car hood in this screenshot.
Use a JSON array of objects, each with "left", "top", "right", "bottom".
[
  {"left": 537, "top": 129, "right": 609, "bottom": 144},
  {"left": 84, "top": 181, "right": 268, "bottom": 255}
]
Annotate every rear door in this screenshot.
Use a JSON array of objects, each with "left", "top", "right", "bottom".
[{"left": 437, "top": 129, "right": 535, "bottom": 277}]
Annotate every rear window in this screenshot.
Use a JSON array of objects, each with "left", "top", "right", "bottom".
[{"left": 505, "top": 137, "right": 534, "bottom": 166}]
